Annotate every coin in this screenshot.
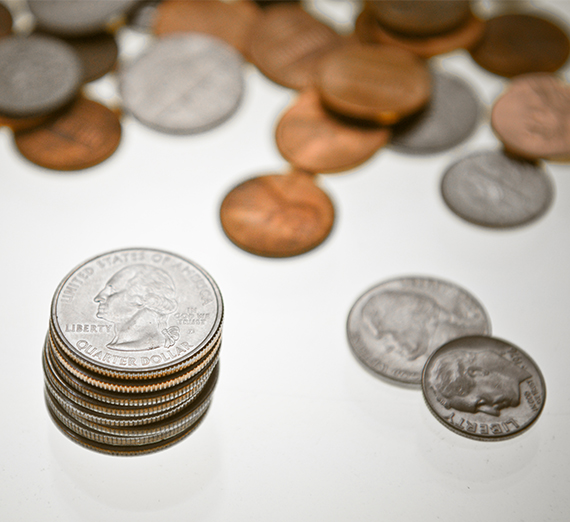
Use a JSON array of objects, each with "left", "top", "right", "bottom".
[
  {"left": 347, "top": 276, "right": 491, "bottom": 385},
  {"left": 14, "top": 96, "right": 122, "bottom": 171},
  {"left": 470, "top": 13, "right": 570, "bottom": 77},
  {"left": 246, "top": 3, "right": 343, "bottom": 90},
  {"left": 315, "top": 44, "right": 431, "bottom": 124},
  {"left": 390, "top": 72, "right": 480, "bottom": 155},
  {"left": 120, "top": 33, "right": 244, "bottom": 134},
  {"left": 441, "top": 150, "right": 554, "bottom": 228},
  {"left": 422, "top": 336, "right": 546, "bottom": 440},
  {"left": 0, "top": 35, "right": 83, "bottom": 118},
  {"left": 275, "top": 89, "right": 391, "bottom": 173},
  {"left": 491, "top": 73, "right": 570, "bottom": 161},
  {"left": 0, "top": 2, "right": 12, "bottom": 38},
  {"left": 220, "top": 170, "right": 335, "bottom": 257}
]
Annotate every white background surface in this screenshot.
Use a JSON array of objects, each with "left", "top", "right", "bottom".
[{"left": 1, "top": 1, "right": 570, "bottom": 521}]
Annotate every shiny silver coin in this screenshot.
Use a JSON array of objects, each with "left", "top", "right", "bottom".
[
  {"left": 27, "top": 0, "right": 137, "bottom": 36},
  {"left": 422, "top": 336, "right": 546, "bottom": 440},
  {"left": 441, "top": 150, "right": 554, "bottom": 228},
  {"left": 0, "top": 35, "right": 83, "bottom": 117},
  {"left": 347, "top": 276, "right": 491, "bottom": 385},
  {"left": 51, "top": 248, "right": 223, "bottom": 376},
  {"left": 120, "top": 33, "right": 244, "bottom": 134},
  {"left": 391, "top": 73, "right": 480, "bottom": 155}
]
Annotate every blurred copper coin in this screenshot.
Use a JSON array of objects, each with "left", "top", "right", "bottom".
[
  {"left": 315, "top": 44, "right": 431, "bottom": 124},
  {"left": 0, "top": 3, "right": 12, "bottom": 38},
  {"left": 355, "top": 8, "right": 485, "bottom": 59},
  {"left": 14, "top": 97, "right": 121, "bottom": 171},
  {"left": 491, "top": 73, "right": 570, "bottom": 161},
  {"left": 247, "top": 3, "right": 343, "bottom": 90},
  {"left": 0, "top": 112, "right": 52, "bottom": 132},
  {"left": 470, "top": 13, "right": 570, "bottom": 77},
  {"left": 367, "top": 0, "right": 471, "bottom": 37},
  {"left": 220, "top": 170, "right": 335, "bottom": 257},
  {"left": 275, "top": 89, "right": 390, "bottom": 173},
  {"left": 154, "top": 0, "right": 260, "bottom": 57}
]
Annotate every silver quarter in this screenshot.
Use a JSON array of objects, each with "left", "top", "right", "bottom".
[
  {"left": 120, "top": 33, "right": 244, "bottom": 134},
  {"left": 0, "top": 35, "right": 83, "bottom": 117},
  {"left": 390, "top": 72, "right": 480, "bottom": 155},
  {"left": 422, "top": 336, "right": 546, "bottom": 440},
  {"left": 441, "top": 150, "right": 554, "bottom": 228},
  {"left": 347, "top": 276, "right": 491, "bottom": 385}
]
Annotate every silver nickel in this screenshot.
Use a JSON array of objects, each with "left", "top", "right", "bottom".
[
  {"left": 0, "top": 35, "right": 83, "bottom": 118},
  {"left": 120, "top": 33, "right": 244, "bottom": 134},
  {"left": 347, "top": 276, "right": 491, "bottom": 385},
  {"left": 441, "top": 150, "right": 554, "bottom": 228},
  {"left": 422, "top": 336, "right": 546, "bottom": 440},
  {"left": 51, "top": 248, "right": 223, "bottom": 375}
]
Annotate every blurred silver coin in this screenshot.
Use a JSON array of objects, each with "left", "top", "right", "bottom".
[
  {"left": 27, "top": 0, "right": 137, "bottom": 36},
  {"left": 120, "top": 33, "right": 244, "bottom": 134},
  {"left": 422, "top": 335, "right": 546, "bottom": 440},
  {"left": 347, "top": 276, "right": 491, "bottom": 385},
  {"left": 391, "top": 72, "right": 480, "bottom": 154},
  {"left": 0, "top": 34, "right": 83, "bottom": 117},
  {"left": 441, "top": 150, "right": 554, "bottom": 228}
]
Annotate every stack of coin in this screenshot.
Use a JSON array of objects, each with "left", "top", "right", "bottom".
[{"left": 43, "top": 248, "right": 224, "bottom": 455}]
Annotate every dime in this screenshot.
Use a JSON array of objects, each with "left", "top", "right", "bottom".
[
  {"left": 275, "top": 89, "right": 391, "bottom": 173},
  {"left": 441, "top": 150, "right": 554, "bottom": 228},
  {"left": 0, "top": 35, "right": 83, "bottom": 118},
  {"left": 347, "top": 276, "right": 490, "bottom": 385},
  {"left": 422, "top": 336, "right": 546, "bottom": 440},
  {"left": 14, "top": 97, "right": 122, "bottom": 171},
  {"left": 491, "top": 73, "right": 570, "bottom": 161},
  {"left": 120, "top": 33, "right": 244, "bottom": 134},
  {"left": 390, "top": 72, "right": 480, "bottom": 155},
  {"left": 470, "top": 13, "right": 570, "bottom": 77},
  {"left": 0, "top": 2, "right": 12, "bottom": 38},
  {"left": 315, "top": 44, "right": 431, "bottom": 124},
  {"left": 220, "top": 170, "right": 335, "bottom": 257}
]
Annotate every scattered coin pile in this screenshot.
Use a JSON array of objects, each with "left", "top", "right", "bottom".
[{"left": 43, "top": 248, "right": 224, "bottom": 455}]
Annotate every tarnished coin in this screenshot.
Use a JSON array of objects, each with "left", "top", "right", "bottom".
[
  {"left": 275, "top": 89, "right": 391, "bottom": 173},
  {"left": 28, "top": 0, "right": 137, "bottom": 36},
  {"left": 470, "top": 13, "right": 570, "bottom": 77},
  {"left": 0, "top": 2, "right": 12, "bottom": 38},
  {"left": 14, "top": 96, "right": 122, "bottom": 171},
  {"left": 315, "top": 44, "right": 431, "bottom": 124},
  {"left": 0, "top": 35, "right": 83, "bottom": 118},
  {"left": 491, "top": 73, "right": 570, "bottom": 161},
  {"left": 422, "top": 336, "right": 546, "bottom": 440},
  {"left": 220, "top": 170, "right": 335, "bottom": 257},
  {"left": 347, "top": 276, "right": 491, "bottom": 385},
  {"left": 246, "top": 3, "right": 343, "bottom": 90},
  {"left": 120, "top": 33, "right": 244, "bottom": 134},
  {"left": 441, "top": 150, "right": 554, "bottom": 228},
  {"left": 391, "top": 72, "right": 480, "bottom": 155}
]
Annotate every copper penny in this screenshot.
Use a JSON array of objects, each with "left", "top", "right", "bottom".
[
  {"left": 315, "top": 43, "right": 431, "bottom": 124},
  {"left": 491, "top": 73, "right": 570, "bottom": 161},
  {"left": 470, "top": 13, "right": 570, "bottom": 78},
  {"left": 220, "top": 170, "right": 335, "bottom": 257},
  {"left": 14, "top": 97, "right": 122, "bottom": 171},
  {"left": 0, "top": 3, "right": 12, "bottom": 38},
  {"left": 366, "top": 0, "right": 471, "bottom": 37},
  {"left": 153, "top": 0, "right": 260, "bottom": 58},
  {"left": 355, "top": 8, "right": 485, "bottom": 59},
  {"left": 275, "top": 89, "right": 390, "bottom": 173},
  {"left": 246, "top": 3, "right": 343, "bottom": 90}
]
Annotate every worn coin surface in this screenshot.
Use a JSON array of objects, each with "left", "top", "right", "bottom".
[
  {"left": 275, "top": 89, "right": 391, "bottom": 173},
  {"left": 14, "top": 97, "right": 122, "bottom": 171},
  {"left": 470, "top": 13, "right": 570, "bottom": 77},
  {"left": 422, "top": 336, "right": 546, "bottom": 441},
  {"left": 0, "top": 35, "right": 83, "bottom": 118},
  {"left": 120, "top": 33, "right": 243, "bottom": 134},
  {"left": 391, "top": 72, "right": 480, "bottom": 155},
  {"left": 491, "top": 73, "right": 570, "bottom": 161},
  {"left": 441, "top": 150, "right": 554, "bottom": 228},
  {"left": 220, "top": 170, "right": 335, "bottom": 257},
  {"left": 347, "top": 276, "right": 491, "bottom": 385},
  {"left": 0, "top": 2, "right": 12, "bottom": 38}
]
